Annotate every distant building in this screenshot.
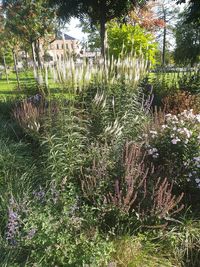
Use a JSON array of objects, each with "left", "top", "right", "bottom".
[
  {"left": 46, "top": 32, "right": 81, "bottom": 63},
  {"left": 18, "top": 31, "right": 100, "bottom": 67}
]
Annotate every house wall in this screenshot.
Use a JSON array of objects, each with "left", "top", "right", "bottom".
[{"left": 46, "top": 39, "right": 80, "bottom": 62}]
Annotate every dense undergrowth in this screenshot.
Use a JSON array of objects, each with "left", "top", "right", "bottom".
[{"left": 0, "top": 64, "right": 200, "bottom": 266}]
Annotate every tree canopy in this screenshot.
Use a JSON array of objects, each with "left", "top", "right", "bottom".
[
  {"left": 176, "top": 0, "right": 200, "bottom": 25},
  {"left": 108, "top": 22, "right": 158, "bottom": 64},
  {"left": 174, "top": 11, "right": 200, "bottom": 66},
  {"left": 50, "top": 0, "right": 148, "bottom": 56},
  {"left": 2, "top": 0, "right": 57, "bottom": 67}
]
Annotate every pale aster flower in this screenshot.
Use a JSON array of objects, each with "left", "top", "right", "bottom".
[
  {"left": 148, "top": 147, "right": 158, "bottom": 155},
  {"left": 196, "top": 114, "right": 200, "bottom": 122},
  {"left": 150, "top": 130, "right": 158, "bottom": 138},
  {"left": 195, "top": 178, "right": 200, "bottom": 184},
  {"left": 171, "top": 137, "right": 181, "bottom": 144},
  {"left": 183, "top": 128, "right": 192, "bottom": 138},
  {"left": 152, "top": 153, "right": 159, "bottom": 159},
  {"left": 161, "top": 124, "right": 168, "bottom": 129},
  {"left": 193, "top": 156, "right": 200, "bottom": 162}
]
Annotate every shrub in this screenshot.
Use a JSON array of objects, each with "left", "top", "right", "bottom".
[
  {"left": 107, "top": 22, "right": 158, "bottom": 65},
  {"left": 162, "top": 91, "right": 200, "bottom": 114},
  {"left": 47, "top": 108, "right": 87, "bottom": 178},
  {"left": 81, "top": 141, "right": 184, "bottom": 233},
  {"left": 1, "top": 185, "right": 114, "bottom": 266},
  {"left": 178, "top": 72, "right": 200, "bottom": 95},
  {"left": 143, "top": 109, "right": 200, "bottom": 193},
  {"left": 143, "top": 70, "right": 200, "bottom": 108}
]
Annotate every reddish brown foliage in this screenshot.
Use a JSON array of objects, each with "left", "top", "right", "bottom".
[{"left": 162, "top": 91, "right": 200, "bottom": 115}]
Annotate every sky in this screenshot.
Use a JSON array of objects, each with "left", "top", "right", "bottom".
[{"left": 64, "top": 18, "right": 88, "bottom": 41}]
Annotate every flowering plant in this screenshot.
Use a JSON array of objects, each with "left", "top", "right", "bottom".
[{"left": 144, "top": 110, "right": 200, "bottom": 188}]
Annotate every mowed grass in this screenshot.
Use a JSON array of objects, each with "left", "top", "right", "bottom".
[
  {"left": 0, "top": 71, "right": 36, "bottom": 98},
  {"left": 0, "top": 70, "right": 71, "bottom": 99}
]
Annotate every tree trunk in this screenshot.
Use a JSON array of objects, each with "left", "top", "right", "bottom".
[
  {"left": 31, "top": 42, "right": 38, "bottom": 80},
  {"left": 162, "top": 9, "right": 166, "bottom": 67},
  {"left": 34, "top": 40, "right": 42, "bottom": 69},
  {"left": 162, "top": 26, "right": 166, "bottom": 66},
  {"left": 12, "top": 49, "right": 20, "bottom": 90},
  {"left": 100, "top": 2, "right": 107, "bottom": 59},
  {"left": 3, "top": 53, "right": 9, "bottom": 84},
  {"left": 100, "top": 18, "right": 106, "bottom": 58},
  {"left": 25, "top": 51, "right": 29, "bottom": 68},
  {"left": 35, "top": 40, "right": 44, "bottom": 85}
]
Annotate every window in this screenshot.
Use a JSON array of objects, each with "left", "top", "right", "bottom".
[
  {"left": 62, "top": 44, "right": 64, "bottom": 49},
  {"left": 57, "top": 44, "right": 59, "bottom": 50}
]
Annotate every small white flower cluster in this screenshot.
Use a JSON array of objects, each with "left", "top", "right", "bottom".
[
  {"left": 147, "top": 146, "right": 159, "bottom": 159},
  {"left": 166, "top": 110, "right": 200, "bottom": 124},
  {"left": 185, "top": 156, "right": 200, "bottom": 187},
  {"left": 161, "top": 110, "right": 200, "bottom": 145},
  {"left": 193, "top": 156, "right": 200, "bottom": 169},
  {"left": 149, "top": 130, "right": 158, "bottom": 139},
  {"left": 145, "top": 109, "right": 200, "bottom": 188}
]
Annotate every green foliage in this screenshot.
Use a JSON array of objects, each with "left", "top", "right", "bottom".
[
  {"left": 160, "top": 217, "right": 200, "bottom": 266},
  {"left": 41, "top": 103, "right": 88, "bottom": 184},
  {"left": 176, "top": 0, "right": 200, "bottom": 25},
  {"left": 20, "top": 190, "right": 113, "bottom": 266},
  {"left": 108, "top": 23, "right": 158, "bottom": 64},
  {"left": 3, "top": 0, "right": 57, "bottom": 45},
  {"left": 144, "top": 110, "right": 200, "bottom": 193},
  {"left": 178, "top": 72, "right": 200, "bottom": 94},
  {"left": 51, "top": 0, "right": 149, "bottom": 54},
  {"left": 79, "top": 17, "right": 101, "bottom": 51},
  {"left": 174, "top": 11, "right": 200, "bottom": 66},
  {"left": 0, "top": 49, "right": 13, "bottom": 67},
  {"left": 0, "top": 47, "right": 200, "bottom": 266},
  {"left": 51, "top": 0, "right": 146, "bottom": 25},
  {"left": 144, "top": 70, "right": 200, "bottom": 107},
  {"left": 112, "top": 235, "right": 176, "bottom": 267}
]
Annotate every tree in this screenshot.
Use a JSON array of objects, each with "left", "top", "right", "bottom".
[
  {"left": 3, "top": 0, "right": 57, "bottom": 70},
  {"left": 128, "top": 1, "right": 165, "bottom": 31},
  {"left": 0, "top": 7, "right": 21, "bottom": 86},
  {"left": 154, "top": 0, "right": 179, "bottom": 66},
  {"left": 78, "top": 17, "right": 101, "bottom": 52},
  {"left": 174, "top": 11, "right": 200, "bottom": 66},
  {"left": 176, "top": 0, "right": 200, "bottom": 25},
  {"left": 107, "top": 22, "right": 158, "bottom": 64},
  {"left": 50, "top": 0, "right": 148, "bottom": 57}
]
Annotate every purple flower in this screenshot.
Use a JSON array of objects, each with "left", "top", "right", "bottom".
[
  {"left": 33, "top": 186, "right": 45, "bottom": 202},
  {"left": 6, "top": 200, "right": 19, "bottom": 245}
]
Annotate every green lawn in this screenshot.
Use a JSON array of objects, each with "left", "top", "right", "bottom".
[{"left": 0, "top": 70, "right": 71, "bottom": 99}]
